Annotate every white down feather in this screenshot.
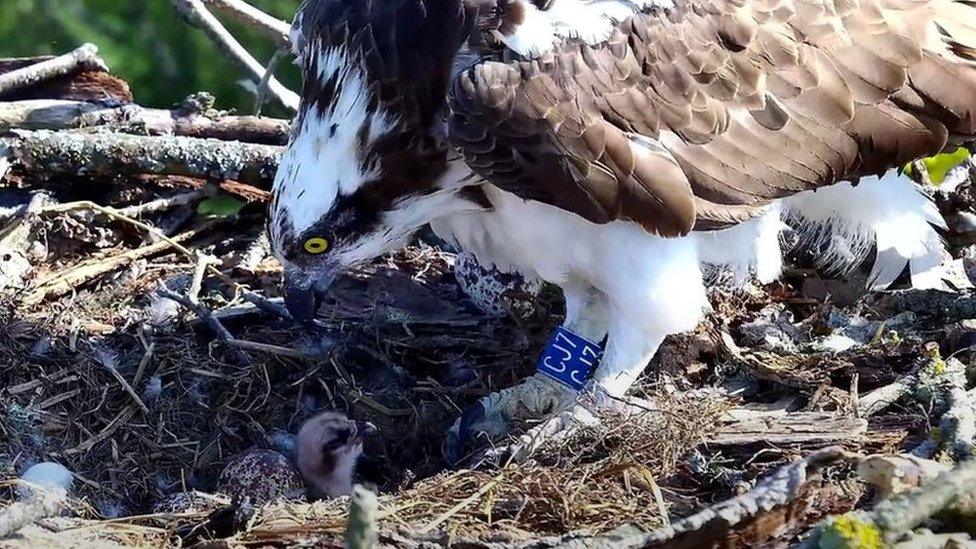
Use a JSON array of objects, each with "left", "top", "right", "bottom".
[{"left": 782, "top": 169, "right": 947, "bottom": 291}]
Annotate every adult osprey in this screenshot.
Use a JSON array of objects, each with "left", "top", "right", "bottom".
[{"left": 270, "top": 0, "right": 976, "bottom": 460}]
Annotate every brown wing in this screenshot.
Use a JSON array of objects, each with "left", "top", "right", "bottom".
[{"left": 449, "top": 0, "right": 976, "bottom": 234}]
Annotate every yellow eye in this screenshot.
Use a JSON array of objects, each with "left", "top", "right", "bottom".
[{"left": 303, "top": 237, "right": 330, "bottom": 254}]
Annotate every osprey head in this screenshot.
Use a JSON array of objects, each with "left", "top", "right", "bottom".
[{"left": 269, "top": 0, "right": 469, "bottom": 322}]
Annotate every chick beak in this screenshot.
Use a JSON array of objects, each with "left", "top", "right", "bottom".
[{"left": 354, "top": 421, "right": 377, "bottom": 443}]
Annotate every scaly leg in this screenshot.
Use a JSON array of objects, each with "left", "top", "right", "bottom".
[
  {"left": 491, "top": 307, "right": 669, "bottom": 463},
  {"left": 443, "top": 284, "right": 609, "bottom": 464}
]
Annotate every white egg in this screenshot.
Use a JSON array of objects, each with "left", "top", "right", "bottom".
[{"left": 19, "top": 462, "right": 73, "bottom": 498}]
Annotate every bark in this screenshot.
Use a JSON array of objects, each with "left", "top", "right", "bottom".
[
  {"left": 201, "top": 0, "right": 291, "bottom": 43},
  {"left": 3, "top": 130, "right": 282, "bottom": 187},
  {"left": 709, "top": 412, "right": 868, "bottom": 448},
  {"left": 0, "top": 57, "right": 131, "bottom": 103},
  {"left": 0, "top": 44, "right": 106, "bottom": 96},
  {"left": 0, "top": 99, "right": 291, "bottom": 145},
  {"left": 602, "top": 448, "right": 855, "bottom": 549},
  {"left": 869, "top": 459, "right": 976, "bottom": 544}
]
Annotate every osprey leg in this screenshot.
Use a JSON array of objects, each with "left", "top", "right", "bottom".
[{"left": 442, "top": 285, "right": 609, "bottom": 464}]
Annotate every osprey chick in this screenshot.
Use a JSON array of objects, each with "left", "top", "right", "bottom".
[
  {"left": 272, "top": 0, "right": 976, "bottom": 461},
  {"left": 297, "top": 412, "right": 375, "bottom": 497}
]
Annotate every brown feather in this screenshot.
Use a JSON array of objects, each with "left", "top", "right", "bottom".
[{"left": 450, "top": 0, "right": 976, "bottom": 233}]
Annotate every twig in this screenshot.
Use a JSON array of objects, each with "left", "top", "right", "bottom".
[
  {"left": 200, "top": 0, "right": 291, "bottom": 43},
  {"left": 40, "top": 199, "right": 289, "bottom": 322},
  {"left": 417, "top": 478, "right": 500, "bottom": 534},
  {"left": 254, "top": 48, "right": 289, "bottom": 116},
  {"left": 115, "top": 187, "right": 215, "bottom": 219},
  {"left": 170, "top": 0, "right": 298, "bottom": 112},
  {"left": 133, "top": 340, "right": 156, "bottom": 388},
  {"left": 158, "top": 286, "right": 252, "bottom": 364},
  {"left": 23, "top": 226, "right": 204, "bottom": 305},
  {"left": 224, "top": 339, "right": 318, "bottom": 360},
  {"left": 102, "top": 362, "right": 151, "bottom": 416},
  {"left": 67, "top": 405, "right": 139, "bottom": 454},
  {"left": 240, "top": 292, "right": 291, "bottom": 320},
  {"left": 0, "top": 43, "right": 107, "bottom": 96},
  {"left": 158, "top": 287, "right": 235, "bottom": 344},
  {"left": 189, "top": 252, "right": 219, "bottom": 303}
]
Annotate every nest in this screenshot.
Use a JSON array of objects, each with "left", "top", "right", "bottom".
[{"left": 2, "top": 161, "right": 976, "bottom": 547}]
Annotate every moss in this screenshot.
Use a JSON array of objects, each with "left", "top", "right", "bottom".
[
  {"left": 905, "top": 148, "right": 972, "bottom": 185},
  {"left": 819, "top": 514, "right": 884, "bottom": 549}
]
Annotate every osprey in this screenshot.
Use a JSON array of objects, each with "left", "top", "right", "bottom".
[{"left": 270, "top": 0, "right": 976, "bottom": 460}]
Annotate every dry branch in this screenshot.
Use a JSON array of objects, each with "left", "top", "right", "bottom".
[
  {"left": 170, "top": 0, "right": 299, "bottom": 112},
  {"left": 115, "top": 187, "right": 214, "bottom": 218},
  {"left": 858, "top": 378, "right": 913, "bottom": 417},
  {"left": 813, "top": 458, "right": 976, "bottom": 546},
  {"left": 0, "top": 100, "right": 290, "bottom": 144},
  {"left": 709, "top": 412, "right": 867, "bottom": 448},
  {"left": 0, "top": 44, "right": 106, "bottom": 96},
  {"left": 201, "top": 0, "right": 291, "bottom": 42},
  {"left": 627, "top": 447, "right": 858, "bottom": 548},
  {"left": 22, "top": 226, "right": 204, "bottom": 305},
  {"left": 157, "top": 286, "right": 250, "bottom": 363},
  {"left": 3, "top": 129, "right": 281, "bottom": 186}
]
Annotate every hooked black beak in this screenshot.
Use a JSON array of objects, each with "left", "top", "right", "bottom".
[{"left": 284, "top": 278, "right": 324, "bottom": 324}]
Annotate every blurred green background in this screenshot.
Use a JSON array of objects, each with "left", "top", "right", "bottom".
[{"left": 0, "top": 0, "right": 301, "bottom": 117}]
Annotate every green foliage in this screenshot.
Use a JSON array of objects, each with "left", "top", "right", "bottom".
[
  {"left": 905, "top": 147, "right": 972, "bottom": 185},
  {"left": 197, "top": 194, "right": 245, "bottom": 217},
  {"left": 0, "top": 0, "right": 301, "bottom": 116},
  {"left": 924, "top": 148, "right": 972, "bottom": 185}
]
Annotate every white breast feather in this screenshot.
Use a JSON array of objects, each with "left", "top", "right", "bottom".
[
  {"left": 271, "top": 44, "right": 394, "bottom": 246},
  {"left": 501, "top": 0, "right": 673, "bottom": 58}
]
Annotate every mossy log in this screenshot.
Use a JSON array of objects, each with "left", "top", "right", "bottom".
[
  {"left": 2, "top": 129, "right": 282, "bottom": 186},
  {"left": 0, "top": 100, "right": 290, "bottom": 145}
]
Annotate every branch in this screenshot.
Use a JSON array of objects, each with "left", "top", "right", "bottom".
[
  {"left": 346, "top": 485, "right": 379, "bottom": 549},
  {"left": 201, "top": 0, "right": 291, "bottom": 43},
  {"left": 815, "top": 458, "right": 976, "bottom": 546},
  {"left": 629, "top": 447, "right": 858, "bottom": 548},
  {"left": 3, "top": 129, "right": 282, "bottom": 187},
  {"left": 170, "top": 0, "right": 299, "bottom": 112},
  {"left": 22, "top": 226, "right": 204, "bottom": 305},
  {"left": 157, "top": 286, "right": 251, "bottom": 364},
  {"left": 0, "top": 99, "right": 290, "bottom": 144},
  {"left": 0, "top": 43, "right": 107, "bottom": 96}
]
